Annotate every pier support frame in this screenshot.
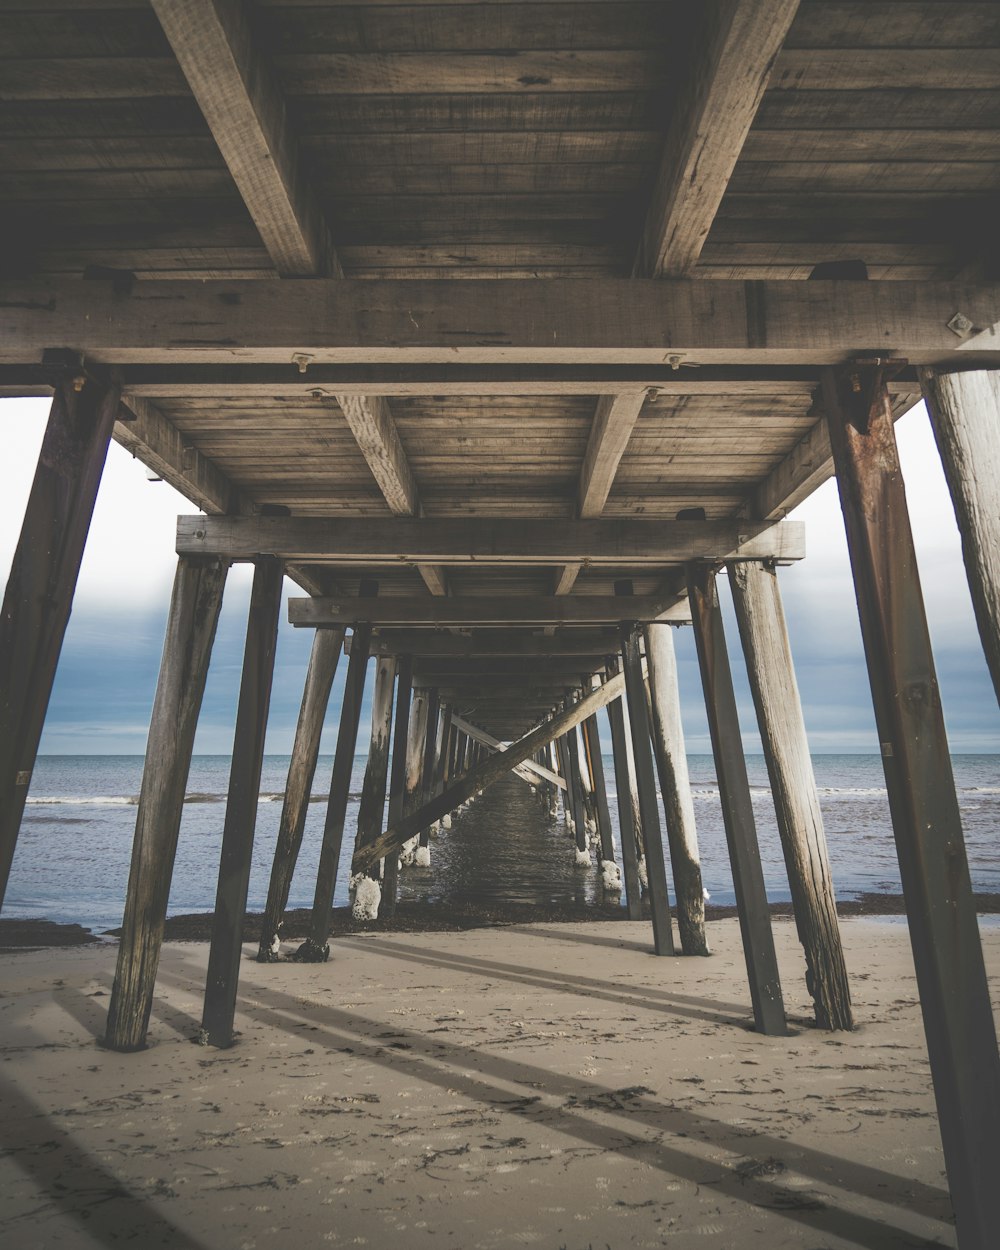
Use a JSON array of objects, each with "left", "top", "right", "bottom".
[
  {"left": 105, "top": 554, "right": 228, "bottom": 1051},
  {"left": 729, "top": 560, "right": 853, "bottom": 1029},
  {"left": 644, "top": 624, "right": 709, "bottom": 956},
  {"left": 257, "top": 627, "right": 343, "bottom": 960},
  {"left": 919, "top": 367, "right": 1000, "bottom": 708},
  {"left": 687, "top": 563, "right": 786, "bottom": 1034},
  {"left": 201, "top": 555, "right": 284, "bottom": 1048},
  {"left": 620, "top": 626, "right": 674, "bottom": 955},
  {"left": 296, "top": 617, "right": 374, "bottom": 960},
  {"left": 606, "top": 661, "right": 643, "bottom": 920},
  {"left": 823, "top": 361, "right": 1000, "bottom": 1247},
  {"left": 1, "top": 370, "right": 120, "bottom": 908}
]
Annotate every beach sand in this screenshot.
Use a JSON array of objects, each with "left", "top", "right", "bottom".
[{"left": 2, "top": 917, "right": 995, "bottom": 1249}]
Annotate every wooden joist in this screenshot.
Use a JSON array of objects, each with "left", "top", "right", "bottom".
[
  {"left": 634, "top": 0, "right": 801, "bottom": 278},
  {"left": 4, "top": 279, "right": 998, "bottom": 367},
  {"left": 289, "top": 594, "right": 691, "bottom": 628},
  {"left": 578, "top": 390, "right": 650, "bottom": 517},
  {"left": 365, "top": 630, "right": 619, "bottom": 658},
  {"left": 149, "top": 0, "right": 336, "bottom": 278}
]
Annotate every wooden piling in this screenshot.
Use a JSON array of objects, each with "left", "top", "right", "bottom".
[
  {"left": 919, "top": 367, "right": 1000, "bottom": 708},
  {"left": 606, "top": 660, "right": 643, "bottom": 921},
  {"left": 644, "top": 624, "right": 709, "bottom": 956},
  {"left": 295, "top": 617, "right": 374, "bottom": 961},
  {"left": 823, "top": 361, "right": 1000, "bottom": 1246},
  {"left": 1, "top": 371, "right": 120, "bottom": 908},
  {"left": 104, "top": 555, "right": 228, "bottom": 1051},
  {"left": 354, "top": 656, "right": 398, "bottom": 872},
  {"left": 565, "top": 719, "right": 589, "bottom": 856},
  {"left": 382, "top": 656, "right": 413, "bottom": 918},
  {"left": 582, "top": 706, "right": 616, "bottom": 867},
  {"left": 418, "top": 686, "right": 440, "bottom": 848},
  {"left": 687, "top": 563, "right": 786, "bottom": 1035},
  {"left": 729, "top": 560, "right": 852, "bottom": 1029},
  {"left": 620, "top": 627, "right": 674, "bottom": 955},
  {"left": 256, "top": 627, "right": 342, "bottom": 961},
  {"left": 201, "top": 555, "right": 284, "bottom": 1047}
]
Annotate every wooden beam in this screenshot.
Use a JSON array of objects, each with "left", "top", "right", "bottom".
[
  {"left": 449, "top": 713, "right": 565, "bottom": 790},
  {"left": 116, "top": 393, "right": 240, "bottom": 515},
  {"left": 353, "top": 671, "right": 626, "bottom": 874},
  {"left": 634, "top": 0, "right": 801, "bottom": 278},
  {"left": 179, "top": 515, "right": 805, "bottom": 565},
  {"left": 4, "top": 279, "right": 998, "bottom": 368},
  {"left": 150, "top": 0, "right": 335, "bottom": 277},
  {"left": 366, "top": 630, "right": 620, "bottom": 659},
  {"left": 578, "top": 390, "right": 650, "bottom": 517},
  {"left": 823, "top": 362, "right": 1000, "bottom": 1241},
  {"left": 290, "top": 594, "right": 691, "bottom": 628}
]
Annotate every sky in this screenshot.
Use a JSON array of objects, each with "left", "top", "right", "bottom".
[{"left": 2, "top": 394, "right": 998, "bottom": 756}]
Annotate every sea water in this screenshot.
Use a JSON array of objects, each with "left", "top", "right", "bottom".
[{"left": 5, "top": 754, "right": 999, "bottom": 932}]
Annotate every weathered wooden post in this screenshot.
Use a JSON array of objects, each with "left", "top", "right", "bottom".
[
  {"left": 382, "top": 655, "right": 413, "bottom": 918},
  {"left": 353, "top": 656, "right": 398, "bottom": 874},
  {"left": 417, "top": 686, "right": 440, "bottom": 851},
  {"left": 644, "top": 624, "right": 709, "bottom": 956},
  {"left": 823, "top": 361, "right": 1000, "bottom": 1246},
  {"left": 256, "top": 627, "right": 343, "bottom": 961},
  {"left": 404, "top": 689, "right": 430, "bottom": 845},
  {"left": 686, "top": 563, "right": 786, "bottom": 1035},
  {"left": 606, "top": 659, "right": 643, "bottom": 920},
  {"left": 619, "top": 627, "right": 675, "bottom": 955},
  {"left": 565, "top": 718, "right": 590, "bottom": 858},
  {"left": 581, "top": 702, "right": 616, "bottom": 869},
  {"left": 728, "top": 560, "right": 852, "bottom": 1029},
  {"left": 1, "top": 369, "right": 120, "bottom": 908},
  {"left": 295, "top": 612, "right": 375, "bottom": 961},
  {"left": 919, "top": 367, "right": 1000, "bottom": 707},
  {"left": 104, "top": 555, "right": 228, "bottom": 1051},
  {"left": 201, "top": 555, "right": 284, "bottom": 1047}
]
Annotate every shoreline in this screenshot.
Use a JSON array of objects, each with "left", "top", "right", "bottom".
[{"left": 3, "top": 890, "right": 1000, "bottom": 950}]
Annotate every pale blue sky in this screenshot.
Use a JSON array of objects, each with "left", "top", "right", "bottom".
[{"left": 2, "top": 395, "right": 998, "bottom": 754}]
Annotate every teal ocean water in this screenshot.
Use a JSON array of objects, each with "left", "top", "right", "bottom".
[{"left": 6, "top": 753, "right": 999, "bottom": 932}]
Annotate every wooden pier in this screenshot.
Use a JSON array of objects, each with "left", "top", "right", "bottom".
[{"left": 2, "top": 2, "right": 1000, "bottom": 1244}]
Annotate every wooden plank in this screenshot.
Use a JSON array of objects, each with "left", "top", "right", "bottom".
[
  {"left": 256, "top": 626, "right": 342, "bottom": 961},
  {"left": 0, "top": 372, "right": 119, "bottom": 908},
  {"left": 687, "top": 563, "right": 786, "bottom": 1035},
  {"left": 578, "top": 390, "right": 649, "bottom": 517},
  {"left": 201, "top": 555, "right": 283, "bottom": 1048},
  {"left": 920, "top": 367, "right": 1000, "bottom": 708},
  {"left": 822, "top": 361, "right": 1000, "bottom": 1243},
  {"left": 5, "top": 278, "right": 997, "bottom": 367},
  {"left": 180, "top": 515, "right": 806, "bottom": 565},
  {"left": 104, "top": 555, "right": 228, "bottom": 1051},
  {"left": 352, "top": 669, "right": 626, "bottom": 874},
  {"left": 771, "top": 47, "right": 1000, "bottom": 91},
  {"left": 728, "top": 561, "right": 853, "bottom": 1030},
  {"left": 290, "top": 594, "right": 691, "bottom": 626},
  {"left": 634, "top": 0, "right": 800, "bottom": 278},
  {"left": 149, "top": 0, "right": 335, "bottom": 276},
  {"left": 643, "top": 623, "right": 708, "bottom": 957}
]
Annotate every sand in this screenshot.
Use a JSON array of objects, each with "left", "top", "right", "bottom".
[{"left": 2, "top": 916, "right": 994, "bottom": 1250}]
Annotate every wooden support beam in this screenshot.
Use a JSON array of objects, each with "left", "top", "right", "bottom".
[
  {"left": 256, "top": 627, "right": 342, "bottom": 961},
  {"left": 4, "top": 279, "right": 998, "bottom": 368},
  {"left": 366, "top": 630, "right": 618, "bottom": 659},
  {"left": 180, "top": 515, "right": 806, "bottom": 565},
  {"left": 413, "top": 658, "right": 603, "bottom": 680},
  {"left": 449, "top": 713, "right": 565, "bottom": 789},
  {"left": 606, "top": 660, "right": 643, "bottom": 921},
  {"left": 822, "top": 361, "right": 1000, "bottom": 1243},
  {"left": 296, "top": 620, "right": 373, "bottom": 960},
  {"left": 620, "top": 627, "right": 674, "bottom": 956},
  {"left": 116, "top": 393, "right": 241, "bottom": 515},
  {"left": 201, "top": 555, "right": 283, "bottom": 1048},
  {"left": 687, "top": 563, "right": 786, "bottom": 1034},
  {"left": 728, "top": 562, "right": 852, "bottom": 1029},
  {"left": 353, "top": 671, "right": 626, "bottom": 874},
  {"left": 292, "top": 595, "right": 691, "bottom": 628},
  {"left": 581, "top": 709, "right": 616, "bottom": 867},
  {"left": 920, "top": 367, "right": 1000, "bottom": 707},
  {"left": 354, "top": 656, "right": 397, "bottom": 870},
  {"left": 104, "top": 555, "right": 228, "bottom": 1051},
  {"left": 382, "top": 655, "right": 413, "bottom": 918},
  {"left": 0, "top": 371, "right": 120, "bottom": 909},
  {"left": 149, "top": 0, "right": 335, "bottom": 277},
  {"left": 578, "top": 390, "right": 650, "bottom": 517},
  {"left": 634, "top": 0, "right": 801, "bottom": 278},
  {"left": 564, "top": 717, "right": 590, "bottom": 855},
  {"left": 417, "top": 686, "right": 440, "bottom": 848},
  {"left": 644, "top": 623, "right": 709, "bottom": 957}
]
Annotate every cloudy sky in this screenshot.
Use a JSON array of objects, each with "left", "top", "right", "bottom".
[{"left": 2, "top": 394, "right": 997, "bottom": 756}]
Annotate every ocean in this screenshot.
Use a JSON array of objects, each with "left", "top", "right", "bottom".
[{"left": 6, "top": 754, "right": 999, "bottom": 933}]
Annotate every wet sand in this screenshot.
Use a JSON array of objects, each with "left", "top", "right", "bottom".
[{"left": 3, "top": 917, "right": 995, "bottom": 1249}]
